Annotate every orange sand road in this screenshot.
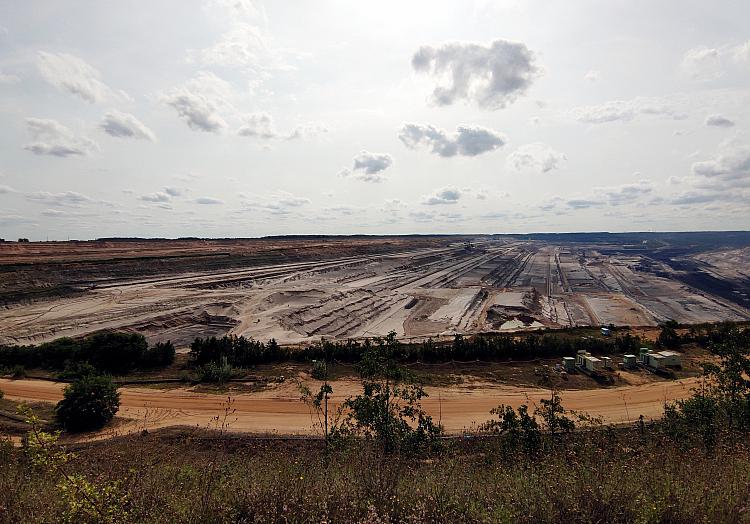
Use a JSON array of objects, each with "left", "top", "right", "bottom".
[{"left": 0, "top": 377, "right": 699, "bottom": 436}]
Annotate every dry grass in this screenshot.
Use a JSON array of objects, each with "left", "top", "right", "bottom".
[{"left": 1, "top": 425, "right": 749, "bottom": 523}]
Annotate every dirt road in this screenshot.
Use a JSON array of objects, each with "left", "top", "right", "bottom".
[{"left": 0, "top": 377, "right": 698, "bottom": 437}]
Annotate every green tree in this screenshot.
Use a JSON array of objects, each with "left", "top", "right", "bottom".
[
  {"left": 536, "top": 389, "right": 575, "bottom": 437},
  {"left": 343, "top": 332, "right": 442, "bottom": 454},
  {"left": 56, "top": 375, "right": 120, "bottom": 432},
  {"left": 83, "top": 332, "right": 148, "bottom": 374},
  {"left": 657, "top": 320, "right": 681, "bottom": 349},
  {"left": 703, "top": 333, "right": 750, "bottom": 428},
  {"left": 480, "top": 404, "right": 541, "bottom": 454}
]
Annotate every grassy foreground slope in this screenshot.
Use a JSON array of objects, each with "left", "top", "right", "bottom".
[{"left": 1, "top": 425, "right": 749, "bottom": 523}]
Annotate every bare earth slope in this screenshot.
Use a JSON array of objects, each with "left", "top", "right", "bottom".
[{"left": 1, "top": 236, "right": 748, "bottom": 347}]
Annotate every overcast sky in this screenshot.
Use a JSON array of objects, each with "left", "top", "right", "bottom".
[{"left": 1, "top": 0, "right": 749, "bottom": 240}]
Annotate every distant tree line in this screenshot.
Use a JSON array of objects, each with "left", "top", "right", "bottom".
[
  {"left": 189, "top": 330, "right": 645, "bottom": 368},
  {"left": 0, "top": 332, "right": 175, "bottom": 375}
]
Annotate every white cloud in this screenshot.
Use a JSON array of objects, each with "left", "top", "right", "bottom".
[
  {"left": 192, "top": 23, "right": 269, "bottom": 68},
  {"left": 205, "top": 0, "right": 265, "bottom": 21},
  {"left": 399, "top": 123, "right": 506, "bottom": 157},
  {"left": 140, "top": 192, "right": 171, "bottom": 203},
  {"left": 237, "top": 112, "right": 277, "bottom": 138},
  {"left": 542, "top": 179, "right": 655, "bottom": 210},
  {"left": 412, "top": 39, "right": 539, "bottom": 110},
  {"left": 506, "top": 143, "right": 566, "bottom": 173},
  {"left": 37, "top": 51, "right": 129, "bottom": 103},
  {"left": 599, "top": 180, "right": 655, "bottom": 206},
  {"left": 340, "top": 151, "right": 393, "bottom": 183},
  {"left": 421, "top": 186, "right": 462, "bottom": 205},
  {"left": 572, "top": 97, "right": 688, "bottom": 124},
  {"left": 100, "top": 110, "right": 156, "bottom": 141},
  {"left": 25, "top": 191, "right": 94, "bottom": 207},
  {"left": 681, "top": 41, "right": 750, "bottom": 79},
  {"left": 238, "top": 112, "right": 323, "bottom": 141},
  {"left": 691, "top": 143, "right": 750, "bottom": 188},
  {"left": 162, "top": 72, "right": 231, "bottom": 132},
  {"left": 705, "top": 114, "right": 735, "bottom": 128},
  {"left": 0, "top": 185, "right": 15, "bottom": 194},
  {"left": 194, "top": 197, "right": 224, "bottom": 204},
  {"left": 164, "top": 187, "right": 184, "bottom": 197},
  {"left": 734, "top": 40, "right": 750, "bottom": 63},
  {"left": 23, "top": 118, "right": 98, "bottom": 157},
  {"left": 353, "top": 151, "right": 392, "bottom": 174}
]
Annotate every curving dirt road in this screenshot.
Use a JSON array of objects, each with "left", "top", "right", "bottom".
[{"left": 0, "top": 377, "right": 700, "bottom": 437}]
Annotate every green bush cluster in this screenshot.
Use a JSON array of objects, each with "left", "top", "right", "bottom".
[{"left": 55, "top": 375, "right": 121, "bottom": 432}]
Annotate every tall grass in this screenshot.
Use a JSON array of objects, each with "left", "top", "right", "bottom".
[{"left": 2, "top": 426, "right": 749, "bottom": 523}]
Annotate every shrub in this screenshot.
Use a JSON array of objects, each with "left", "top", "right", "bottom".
[
  {"left": 56, "top": 375, "right": 120, "bottom": 432},
  {"left": 58, "top": 361, "right": 98, "bottom": 381},
  {"left": 197, "top": 357, "right": 233, "bottom": 384},
  {"left": 11, "top": 365, "right": 26, "bottom": 378}
]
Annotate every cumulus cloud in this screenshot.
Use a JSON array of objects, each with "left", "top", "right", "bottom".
[
  {"left": 162, "top": 72, "right": 230, "bottom": 132},
  {"left": 237, "top": 112, "right": 324, "bottom": 140},
  {"left": 599, "top": 180, "right": 655, "bottom": 205},
  {"left": 23, "top": 118, "right": 98, "bottom": 157},
  {"left": 411, "top": 39, "right": 539, "bottom": 110},
  {"left": 354, "top": 151, "right": 392, "bottom": 174},
  {"left": 164, "top": 187, "right": 184, "bottom": 197},
  {"left": 681, "top": 41, "right": 750, "bottom": 79},
  {"left": 399, "top": 123, "right": 506, "bottom": 157},
  {"left": 140, "top": 192, "right": 171, "bottom": 203},
  {"left": 100, "top": 110, "right": 156, "bottom": 141},
  {"left": 705, "top": 114, "right": 735, "bottom": 128},
  {"left": 572, "top": 97, "right": 688, "bottom": 124},
  {"left": 421, "top": 186, "right": 462, "bottom": 205},
  {"left": 506, "top": 143, "right": 566, "bottom": 173},
  {"left": 194, "top": 197, "right": 224, "bottom": 204},
  {"left": 691, "top": 144, "right": 750, "bottom": 188},
  {"left": 542, "top": 179, "right": 655, "bottom": 210},
  {"left": 25, "top": 191, "right": 93, "bottom": 207},
  {"left": 339, "top": 151, "right": 393, "bottom": 183},
  {"left": 192, "top": 23, "right": 270, "bottom": 68},
  {"left": 237, "top": 112, "right": 277, "bottom": 138},
  {"left": 37, "top": 51, "right": 128, "bottom": 103}
]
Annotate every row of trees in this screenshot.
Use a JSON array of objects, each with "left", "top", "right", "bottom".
[
  {"left": 0, "top": 332, "right": 175, "bottom": 374},
  {"left": 190, "top": 330, "right": 644, "bottom": 368}
]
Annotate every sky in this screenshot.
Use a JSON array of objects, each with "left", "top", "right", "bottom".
[{"left": 0, "top": 0, "right": 749, "bottom": 240}]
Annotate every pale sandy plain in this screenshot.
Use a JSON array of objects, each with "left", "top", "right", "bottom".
[{"left": 1, "top": 240, "right": 748, "bottom": 348}]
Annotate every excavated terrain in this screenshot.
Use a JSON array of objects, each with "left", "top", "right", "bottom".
[{"left": 1, "top": 235, "right": 749, "bottom": 347}]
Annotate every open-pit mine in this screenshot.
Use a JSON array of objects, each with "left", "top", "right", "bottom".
[{"left": 1, "top": 233, "right": 749, "bottom": 348}]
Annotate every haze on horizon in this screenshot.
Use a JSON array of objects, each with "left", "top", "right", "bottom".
[{"left": 0, "top": 0, "right": 749, "bottom": 240}]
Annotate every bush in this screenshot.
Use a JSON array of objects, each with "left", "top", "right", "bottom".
[
  {"left": 197, "top": 357, "right": 233, "bottom": 384},
  {"left": 56, "top": 375, "right": 120, "bottom": 432},
  {"left": 58, "top": 361, "right": 98, "bottom": 381},
  {"left": 11, "top": 365, "right": 26, "bottom": 378}
]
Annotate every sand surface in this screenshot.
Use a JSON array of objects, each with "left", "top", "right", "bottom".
[{"left": 0, "top": 377, "right": 698, "bottom": 437}]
